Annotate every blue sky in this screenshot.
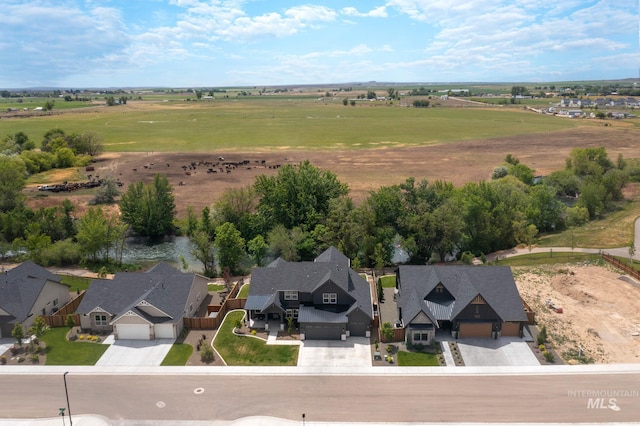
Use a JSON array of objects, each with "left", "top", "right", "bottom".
[{"left": 1, "top": 0, "right": 638, "bottom": 88}]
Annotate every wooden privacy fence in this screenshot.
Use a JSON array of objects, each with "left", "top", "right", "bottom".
[
  {"left": 602, "top": 253, "right": 640, "bottom": 281},
  {"left": 185, "top": 295, "right": 246, "bottom": 330},
  {"left": 42, "top": 292, "right": 85, "bottom": 327}
]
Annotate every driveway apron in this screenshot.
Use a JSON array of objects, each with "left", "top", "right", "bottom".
[{"left": 96, "top": 338, "right": 175, "bottom": 366}]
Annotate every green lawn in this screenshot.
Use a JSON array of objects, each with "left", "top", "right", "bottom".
[
  {"left": 207, "top": 283, "right": 226, "bottom": 292},
  {"left": 237, "top": 284, "right": 250, "bottom": 298},
  {"left": 0, "top": 99, "right": 585, "bottom": 153},
  {"left": 397, "top": 351, "right": 440, "bottom": 366},
  {"left": 379, "top": 275, "right": 396, "bottom": 288},
  {"left": 58, "top": 275, "right": 92, "bottom": 292},
  {"left": 41, "top": 327, "right": 108, "bottom": 365},
  {"left": 160, "top": 343, "right": 194, "bottom": 366},
  {"left": 538, "top": 200, "right": 640, "bottom": 249},
  {"left": 494, "top": 252, "right": 603, "bottom": 267},
  {"left": 213, "top": 311, "right": 298, "bottom": 366}
]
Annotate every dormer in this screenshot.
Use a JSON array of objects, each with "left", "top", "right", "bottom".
[{"left": 424, "top": 283, "right": 454, "bottom": 302}]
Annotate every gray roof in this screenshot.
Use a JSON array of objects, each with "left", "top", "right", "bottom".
[
  {"left": 0, "top": 261, "right": 67, "bottom": 324},
  {"left": 397, "top": 265, "right": 528, "bottom": 324},
  {"left": 298, "top": 305, "right": 347, "bottom": 324},
  {"left": 77, "top": 262, "right": 198, "bottom": 325},
  {"left": 247, "top": 247, "right": 372, "bottom": 319}
]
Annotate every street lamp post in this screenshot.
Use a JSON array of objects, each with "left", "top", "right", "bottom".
[{"left": 63, "top": 371, "right": 73, "bottom": 426}]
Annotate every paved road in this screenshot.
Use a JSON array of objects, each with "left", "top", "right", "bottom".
[{"left": 1, "top": 369, "right": 639, "bottom": 423}]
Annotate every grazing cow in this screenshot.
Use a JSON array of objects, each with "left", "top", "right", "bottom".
[{"left": 132, "top": 168, "right": 137, "bottom": 172}]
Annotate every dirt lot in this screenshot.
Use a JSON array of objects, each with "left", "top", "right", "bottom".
[
  {"left": 515, "top": 264, "right": 640, "bottom": 364},
  {"left": 27, "top": 124, "right": 640, "bottom": 217}
]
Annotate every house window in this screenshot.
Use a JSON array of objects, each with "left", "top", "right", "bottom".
[
  {"left": 95, "top": 314, "right": 108, "bottom": 326},
  {"left": 286, "top": 309, "right": 299, "bottom": 319},
  {"left": 435, "top": 285, "right": 444, "bottom": 294},
  {"left": 189, "top": 304, "right": 193, "bottom": 314},
  {"left": 284, "top": 291, "right": 298, "bottom": 301},
  {"left": 323, "top": 293, "right": 337, "bottom": 304},
  {"left": 53, "top": 298, "right": 59, "bottom": 307},
  {"left": 413, "top": 331, "right": 430, "bottom": 342}
]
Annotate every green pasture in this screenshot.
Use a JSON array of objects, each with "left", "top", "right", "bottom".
[
  {"left": 538, "top": 200, "right": 640, "bottom": 249},
  {"left": 0, "top": 99, "right": 587, "bottom": 152}
]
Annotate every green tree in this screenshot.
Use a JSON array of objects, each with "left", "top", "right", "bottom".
[
  {"left": 120, "top": 174, "right": 176, "bottom": 237},
  {"left": 267, "top": 224, "right": 299, "bottom": 261},
  {"left": 12, "top": 323, "right": 25, "bottom": 346},
  {"left": 0, "top": 155, "right": 27, "bottom": 212},
  {"left": 247, "top": 235, "right": 268, "bottom": 267},
  {"left": 190, "top": 229, "right": 216, "bottom": 277},
  {"left": 28, "top": 316, "right": 48, "bottom": 339},
  {"left": 93, "top": 176, "right": 120, "bottom": 204},
  {"left": 76, "top": 207, "right": 108, "bottom": 263},
  {"left": 255, "top": 161, "right": 348, "bottom": 231},
  {"left": 342, "top": 98, "right": 348, "bottom": 106},
  {"left": 214, "top": 222, "right": 246, "bottom": 274}
]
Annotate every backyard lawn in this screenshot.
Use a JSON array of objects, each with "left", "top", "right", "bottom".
[
  {"left": 379, "top": 276, "right": 396, "bottom": 288},
  {"left": 41, "top": 327, "right": 108, "bottom": 365},
  {"left": 58, "top": 275, "right": 92, "bottom": 292},
  {"left": 237, "top": 284, "right": 250, "bottom": 298},
  {"left": 397, "top": 351, "right": 440, "bottom": 366},
  {"left": 213, "top": 311, "right": 298, "bottom": 366}
]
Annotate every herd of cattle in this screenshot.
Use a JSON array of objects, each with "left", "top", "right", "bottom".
[{"left": 133, "top": 157, "right": 284, "bottom": 176}]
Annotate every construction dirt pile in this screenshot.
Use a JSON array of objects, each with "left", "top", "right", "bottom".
[{"left": 515, "top": 264, "right": 640, "bottom": 364}]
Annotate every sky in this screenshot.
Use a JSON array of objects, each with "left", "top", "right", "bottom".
[{"left": 1, "top": 0, "right": 639, "bottom": 88}]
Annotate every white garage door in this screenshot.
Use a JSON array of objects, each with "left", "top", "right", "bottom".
[
  {"left": 155, "top": 324, "right": 175, "bottom": 339},
  {"left": 117, "top": 324, "right": 150, "bottom": 340}
]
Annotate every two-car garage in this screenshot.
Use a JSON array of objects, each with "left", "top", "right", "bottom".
[
  {"left": 116, "top": 324, "right": 150, "bottom": 340},
  {"left": 303, "top": 323, "right": 343, "bottom": 340},
  {"left": 458, "top": 322, "right": 493, "bottom": 338}
]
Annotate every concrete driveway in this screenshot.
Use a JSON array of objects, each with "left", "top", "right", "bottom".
[
  {"left": 457, "top": 337, "right": 539, "bottom": 366},
  {"left": 96, "top": 336, "right": 174, "bottom": 366},
  {"left": 0, "top": 338, "right": 13, "bottom": 357},
  {"left": 297, "top": 337, "right": 371, "bottom": 367}
]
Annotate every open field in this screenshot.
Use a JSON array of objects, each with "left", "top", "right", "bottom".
[
  {"left": 7, "top": 97, "right": 640, "bottom": 221},
  {"left": 0, "top": 98, "right": 594, "bottom": 152}
]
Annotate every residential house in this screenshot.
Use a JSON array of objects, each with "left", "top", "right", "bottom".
[
  {"left": 76, "top": 262, "right": 208, "bottom": 340},
  {"left": 245, "top": 247, "right": 373, "bottom": 340},
  {"left": 396, "top": 265, "right": 528, "bottom": 345},
  {"left": 0, "top": 262, "right": 71, "bottom": 338}
]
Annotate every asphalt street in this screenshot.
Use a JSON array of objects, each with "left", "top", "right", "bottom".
[{"left": 1, "top": 369, "right": 639, "bottom": 423}]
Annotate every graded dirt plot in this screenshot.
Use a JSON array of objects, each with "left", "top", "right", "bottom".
[
  {"left": 74, "top": 125, "right": 639, "bottom": 217},
  {"left": 515, "top": 265, "right": 640, "bottom": 364}
]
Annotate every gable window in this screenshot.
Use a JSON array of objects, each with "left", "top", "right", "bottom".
[
  {"left": 53, "top": 298, "right": 59, "bottom": 307},
  {"left": 323, "top": 293, "right": 337, "bottom": 304},
  {"left": 95, "top": 314, "right": 108, "bottom": 326},
  {"left": 435, "top": 284, "right": 444, "bottom": 294},
  {"left": 284, "top": 291, "right": 298, "bottom": 301},
  {"left": 286, "top": 308, "right": 299, "bottom": 319}
]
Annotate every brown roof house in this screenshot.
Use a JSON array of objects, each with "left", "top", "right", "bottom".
[
  {"left": 0, "top": 261, "right": 71, "bottom": 338},
  {"left": 76, "top": 262, "right": 208, "bottom": 340},
  {"left": 396, "top": 265, "right": 528, "bottom": 345},
  {"left": 245, "top": 247, "right": 374, "bottom": 340}
]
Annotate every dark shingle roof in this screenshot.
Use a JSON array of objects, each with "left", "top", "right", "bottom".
[
  {"left": 77, "top": 262, "right": 197, "bottom": 325},
  {"left": 0, "top": 261, "right": 66, "bottom": 324},
  {"left": 247, "top": 247, "right": 372, "bottom": 319},
  {"left": 397, "top": 265, "right": 527, "bottom": 324}
]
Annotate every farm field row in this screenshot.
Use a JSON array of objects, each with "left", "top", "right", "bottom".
[{"left": 0, "top": 100, "right": 589, "bottom": 152}]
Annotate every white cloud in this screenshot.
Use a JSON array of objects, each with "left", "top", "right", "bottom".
[{"left": 341, "top": 6, "right": 388, "bottom": 18}]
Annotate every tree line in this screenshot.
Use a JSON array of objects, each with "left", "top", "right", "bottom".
[{"left": 0, "top": 137, "right": 637, "bottom": 276}]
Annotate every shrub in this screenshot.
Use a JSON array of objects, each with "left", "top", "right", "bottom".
[
  {"left": 536, "top": 325, "right": 547, "bottom": 345},
  {"left": 69, "top": 335, "right": 78, "bottom": 342},
  {"left": 543, "top": 350, "right": 555, "bottom": 363},
  {"left": 200, "top": 344, "right": 214, "bottom": 363},
  {"left": 539, "top": 344, "right": 546, "bottom": 351},
  {"left": 30, "top": 354, "right": 40, "bottom": 363},
  {"left": 17, "top": 357, "right": 24, "bottom": 363},
  {"left": 1, "top": 355, "right": 6, "bottom": 365},
  {"left": 78, "top": 335, "right": 85, "bottom": 340},
  {"left": 250, "top": 329, "right": 256, "bottom": 335}
]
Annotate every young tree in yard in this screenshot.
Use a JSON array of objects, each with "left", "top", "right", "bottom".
[
  {"left": 12, "top": 323, "right": 24, "bottom": 346},
  {"left": 120, "top": 174, "right": 176, "bottom": 238},
  {"left": 381, "top": 322, "right": 393, "bottom": 342},
  {"left": 214, "top": 222, "right": 246, "bottom": 275},
  {"left": 28, "top": 316, "right": 47, "bottom": 339}
]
